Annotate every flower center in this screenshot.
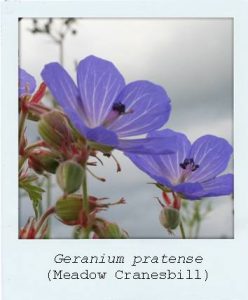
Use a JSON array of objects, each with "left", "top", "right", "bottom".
[
  {"left": 179, "top": 158, "right": 199, "bottom": 183},
  {"left": 103, "top": 102, "right": 133, "bottom": 127},
  {"left": 180, "top": 158, "right": 199, "bottom": 172},
  {"left": 112, "top": 102, "right": 126, "bottom": 114}
]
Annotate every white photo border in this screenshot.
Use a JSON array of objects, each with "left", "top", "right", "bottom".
[{"left": 1, "top": 1, "right": 248, "bottom": 299}]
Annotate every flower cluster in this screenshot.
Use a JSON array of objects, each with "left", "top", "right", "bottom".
[{"left": 19, "top": 55, "right": 233, "bottom": 239}]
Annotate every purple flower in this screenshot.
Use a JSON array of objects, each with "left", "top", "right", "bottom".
[
  {"left": 41, "top": 55, "right": 177, "bottom": 154},
  {"left": 126, "top": 129, "right": 233, "bottom": 200},
  {"left": 19, "top": 68, "right": 36, "bottom": 97}
]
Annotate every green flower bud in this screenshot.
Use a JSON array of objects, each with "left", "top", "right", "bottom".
[
  {"left": 105, "top": 223, "right": 128, "bottom": 238},
  {"left": 28, "top": 149, "right": 60, "bottom": 174},
  {"left": 38, "top": 110, "right": 73, "bottom": 150},
  {"left": 56, "top": 160, "right": 84, "bottom": 194},
  {"left": 55, "top": 195, "right": 82, "bottom": 224},
  {"left": 55, "top": 194, "right": 105, "bottom": 224},
  {"left": 159, "top": 207, "right": 180, "bottom": 230},
  {"left": 73, "top": 227, "right": 91, "bottom": 239},
  {"left": 94, "top": 219, "right": 128, "bottom": 239}
]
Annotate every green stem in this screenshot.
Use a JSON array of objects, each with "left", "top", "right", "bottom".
[
  {"left": 19, "top": 154, "right": 28, "bottom": 171},
  {"left": 24, "top": 140, "right": 45, "bottom": 152},
  {"left": 80, "top": 168, "right": 91, "bottom": 239},
  {"left": 82, "top": 168, "right": 89, "bottom": 213},
  {"left": 38, "top": 200, "right": 43, "bottom": 219},
  {"left": 19, "top": 106, "right": 30, "bottom": 171},
  {"left": 194, "top": 221, "right": 201, "bottom": 238},
  {"left": 19, "top": 110, "right": 28, "bottom": 144},
  {"left": 19, "top": 140, "right": 45, "bottom": 171},
  {"left": 189, "top": 224, "right": 193, "bottom": 239},
  {"left": 36, "top": 206, "right": 55, "bottom": 235},
  {"left": 45, "top": 175, "right": 52, "bottom": 238},
  {"left": 179, "top": 221, "right": 186, "bottom": 239}
]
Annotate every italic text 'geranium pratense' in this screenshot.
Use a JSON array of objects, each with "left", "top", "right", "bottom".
[{"left": 41, "top": 55, "right": 177, "bottom": 155}]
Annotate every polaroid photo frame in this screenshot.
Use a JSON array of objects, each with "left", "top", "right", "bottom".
[{"left": 1, "top": 1, "right": 248, "bottom": 299}]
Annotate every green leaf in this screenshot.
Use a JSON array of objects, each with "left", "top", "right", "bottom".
[{"left": 20, "top": 179, "right": 45, "bottom": 218}]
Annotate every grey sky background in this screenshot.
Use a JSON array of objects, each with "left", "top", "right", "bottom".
[{"left": 19, "top": 18, "right": 233, "bottom": 238}]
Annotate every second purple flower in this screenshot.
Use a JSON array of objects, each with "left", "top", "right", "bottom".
[{"left": 126, "top": 129, "right": 233, "bottom": 200}]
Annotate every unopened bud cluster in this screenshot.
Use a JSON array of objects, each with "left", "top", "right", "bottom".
[{"left": 19, "top": 73, "right": 128, "bottom": 239}]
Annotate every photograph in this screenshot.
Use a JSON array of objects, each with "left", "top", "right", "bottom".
[{"left": 18, "top": 18, "right": 233, "bottom": 239}]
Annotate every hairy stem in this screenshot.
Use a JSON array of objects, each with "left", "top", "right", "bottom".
[
  {"left": 179, "top": 221, "right": 186, "bottom": 239},
  {"left": 82, "top": 168, "right": 89, "bottom": 214},
  {"left": 45, "top": 175, "right": 52, "bottom": 238},
  {"left": 19, "top": 155, "right": 27, "bottom": 171},
  {"left": 19, "top": 110, "right": 27, "bottom": 145},
  {"left": 36, "top": 206, "right": 55, "bottom": 235}
]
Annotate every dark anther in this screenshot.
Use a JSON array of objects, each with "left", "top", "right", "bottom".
[
  {"left": 180, "top": 158, "right": 199, "bottom": 172},
  {"left": 112, "top": 102, "right": 126, "bottom": 115},
  {"left": 191, "top": 164, "right": 199, "bottom": 171}
]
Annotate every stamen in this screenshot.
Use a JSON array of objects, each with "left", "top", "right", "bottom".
[
  {"left": 102, "top": 197, "right": 126, "bottom": 207},
  {"left": 110, "top": 153, "right": 121, "bottom": 172},
  {"left": 90, "top": 153, "right": 104, "bottom": 166},
  {"left": 103, "top": 152, "right": 121, "bottom": 172},
  {"left": 87, "top": 167, "right": 106, "bottom": 182},
  {"left": 86, "top": 161, "right": 97, "bottom": 166},
  {"left": 94, "top": 197, "right": 109, "bottom": 201}
]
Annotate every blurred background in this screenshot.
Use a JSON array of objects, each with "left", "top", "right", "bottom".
[{"left": 19, "top": 18, "right": 233, "bottom": 238}]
